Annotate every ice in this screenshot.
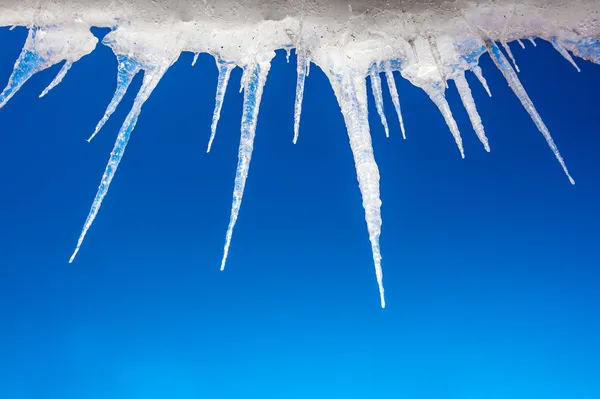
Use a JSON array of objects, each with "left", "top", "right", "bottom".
[
  {"left": 328, "top": 69, "right": 385, "bottom": 308},
  {"left": 69, "top": 63, "right": 174, "bottom": 263},
  {"left": 88, "top": 54, "right": 141, "bottom": 142},
  {"left": 220, "top": 56, "right": 273, "bottom": 272},
  {"left": 551, "top": 38, "right": 581, "bottom": 72},
  {"left": 0, "top": 26, "right": 96, "bottom": 109},
  {"left": 422, "top": 81, "right": 465, "bottom": 158},
  {"left": 384, "top": 61, "right": 406, "bottom": 140},
  {"left": 369, "top": 66, "right": 390, "bottom": 138},
  {"left": 293, "top": 48, "right": 309, "bottom": 144},
  {"left": 501, "top": 41, "right": 520, "bottom": 72},
  {"left": 0, "top": 0, "right": 598, "bottom": 306},
  {"left": 471, "top": 65, "right": 492, "bottom": 97},
  {"left": 528, "top": 37, "right": 537, "bottom": 47},
  {"left": 428, "top": 36, "right": 448, "bottom": 89},
  {"left": 207, "top": 58, "right": 234, "bottom": 152},
  {"left": 39, "top": 60, "right": 73, "bottom": 98},
  {"left": 455, "top": 71, "right": 490, "bottom": 152},
  {"left": 484, "top": 38, "right": 575, "bottom": 185}
]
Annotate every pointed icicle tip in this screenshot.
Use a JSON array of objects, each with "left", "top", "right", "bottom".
[
  {"left": 369, "top": 67, "right": 390, "bottom": 138},
  {"left": 88, "top": 55, "right": 141, "bottom": 142},
  {"left": 207, "top": 58, "right": 234, "bottom": 153},
  {"left": 0, "top": 29, "right": 48, "bottom": 109},
  {"left": 220, "top": 57, "right": 273, "bottom": 272},
  {"left": 455, "top": 71, "right": 490, "bottom": 152},
  {"left": 551, "top": 37, "right": 581, "bottom": 72},
  {"left": 501, "top": 40, "right": 520, "bottom": 72},
  {"left": 39, "top": 61, "right": 73, "bottom": 98},
  {"left": 424, "top": 82, "right": 465, "bottom": 158},
  {"left": 484, "top": 38, "right": 574, "bottom": 184},
  {"left": 293, "top": 49, "right": 310, "bottom": 144},
  {"left": 472, "top": 65, "right": 492, "bottom": 97},
  {"left": 384, "top": 61, "right": 406, "bottom": 140},
  {"left": 328, "top": 70, "right": 386, "bottom": 308},
  {"left": 70, "top": 66, "right": 170, "bottom": 262}
]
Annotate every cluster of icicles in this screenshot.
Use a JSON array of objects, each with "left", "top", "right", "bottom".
[{"left": 1, "top": 24, "right": 597, "bottom": 308}]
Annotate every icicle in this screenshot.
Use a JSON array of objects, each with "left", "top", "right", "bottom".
[
  {"left": 0, "top": 29, "right": 47, "bottom": 109},
  {"left": 428, "top": 35, "right": 448, "bottom": 89},
  {"left": 293, "top": 48, "right": 309, "bottom": 144},
  {"left": 528, "top": 37, "right": 537, "bottom": 46},
  {"left": 484, "top": 38, "right": 574, "bottom": 184},
  {"left": 455, "top": 71, "right": 490, "bottom": 152},
  {"left": 220, "top": 58, "right": 273, "bottom": 272},
  {"left": 517, "top": 39, "right": 525, "bottom": 49},
  {"left": 501, "top": 40, "right": 520, "bottom": 72},
  {"left": 369, "top": 67, "right": 390, "bottom": 138},
  {"left": 422, "top": 82, "right": 464, "bottom": 158},
  {"left": 328, "top": 70, "right": 385, "bottom": 308},
  {"left": 239, "top": 67, "right": 247, "bottom": 93},
  {"left": 384, "top": 61, "right": 406, "bottom": 139},
  {"left": 285, "top": 48, "right": 291, "bottom": 63},
  {"left": 39, "top": 61, "right": 73, "bottom": 98},
  {"left": 192, "top": 52, "right": 199, "bottom": 66},
  {"left": 69, "top": 65, "right": 171, "bottom": 263},
  {"left": 207, "top": 58, "right": 234, "bottom": 152},
  {"left": 551, "top": 37, "right": 581, "bottom": 72},
  {"left": 88, "top": 55, "right": 141, "bottom": 142},
  {"left": 472, "top": 65, "right": 492, "bottom": 97}
]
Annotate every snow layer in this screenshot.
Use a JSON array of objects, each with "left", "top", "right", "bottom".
[{"left": 1, "top": 0, "right": 599, "bottom": 307}]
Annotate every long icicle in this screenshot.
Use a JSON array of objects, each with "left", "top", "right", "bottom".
[
  {"left": 423, "top": 81, "right": 465, "bottom": 158},
  {"left": 329, "top": 70, "right": 385, "bottom": 308},
  {"left": 455, "top": 71, "right": 490, "bottom": 152},
  {"left": 369, "top": 67, "right": 390, "bottom": 138},
  {"left": 472, "top": 65, "right": 492, "bottom": 97},
  {"left": 384, "top": 61, "right": 406, "bottom": 139},
  {"left": 220, "top": 58, "right": 272, "bottom": 271},
  {"left": 0, "top": 29, "right": 48, "bottom": 109},
  {"left": 207, "top": 58, "right": 234, "bottom": 152},
  {"left": 501, "top": 40, "right": 520, "bottom": 72},
  {"left": 88, "top": 55, "right": 141, "bottom": 142},
  {"left": 39, "top": 61, "right": 73, "bottom": 98},
  {"left": 69, "top": 65, "right": 170, "bottom": 262},
  {"left": 551, "top": 37, "right": 581, "bottom": 72},
  {"left": 485, "top": 38, "right": 574, "bottom": 184},
  {"left": 293, "top": 48, "right": 309, "bottom": 144}
]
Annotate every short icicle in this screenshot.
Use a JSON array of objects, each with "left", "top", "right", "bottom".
[
  {"left": 69, "top": 64, "right": 172, "bottom": 262},
  {"left": 484, "top": 38, "right": 574, "bottom": 184},
  {"left": 207, "top": 58, "right": 234, "bottom": 152},
  {"left": 328, "top": 69, "right": 385, "bottom": 308},
  {"left": 384, "top": 61, "right": 406, "bottom": 139},
  {"left": 551, "top": 37, "right": 581, "bottom": 72},
  {"left": 369, "top": 66, "right": 390, "bottom": 138},
  {"left": 517, "top": 39, "right": 526, "bottom": 49},
  {"left": 0, "top": 29, "right": 48, "bottom": 109},
  {"left": 293, "top": 48, "right": 309, "bottom": 144},
  {"left": 528, "top": 37, "right": 537, "bottom": 46},
  {"left": 423, "top": 81, "right": 465, "bottom": 158},
  {"left": 472, "top": 65, "right": 492, "bottom": 97},
  {"left": 455, "top": 71, "right": 490, "bottom": 152},
  {"left": 192, "top": 53, "right": 199, "bottom": 66},
  {"left": 39, "top": 61, "right": 73, "bottom": 98},
  {"left": 220, "top": 57, "right": 273, "bottom": 271},
  {"left": 501, "top": 40, "right": 520, "bottom": 72},
  {"left": 88, "top": 55, "right": 141, "bottom": 142}
]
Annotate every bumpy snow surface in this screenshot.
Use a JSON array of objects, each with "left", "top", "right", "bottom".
[{"left": 1, "top": 0, "right": 599, "bottom": 307}]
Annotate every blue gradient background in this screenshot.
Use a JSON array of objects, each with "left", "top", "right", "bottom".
[{"left": 0, "top": 27, "right": 599, "bottom": 398}]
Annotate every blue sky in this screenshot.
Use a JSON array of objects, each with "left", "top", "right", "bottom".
[{"left": 0, "top": 26, "right": 599, "bottom": 399}]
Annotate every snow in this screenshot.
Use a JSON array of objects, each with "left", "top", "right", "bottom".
[{"left": 1, "top": 0, "right": 599, "bottom": 306}]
